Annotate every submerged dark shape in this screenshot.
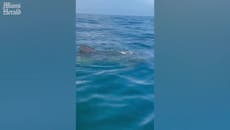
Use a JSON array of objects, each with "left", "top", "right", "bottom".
[
  {"left": 79, "top": 45, "right": 95, "bottom": 55},
  {"left": 79, "top": 45, "right": 133, "bottom": 56},
  {"left": 77, "top": 44, "right": 145, "bottom": 65},
  {"left": 79, "top": 44, "right": 133, "bottom": 56}
]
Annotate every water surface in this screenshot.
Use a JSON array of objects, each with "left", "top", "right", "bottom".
[{"left": 76, "top": 14, "right": 154, "bottom": 130}]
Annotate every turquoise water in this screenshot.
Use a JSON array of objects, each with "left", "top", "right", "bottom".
[{"left": 76, "top": 14, "right": 154, "bottom": 130}]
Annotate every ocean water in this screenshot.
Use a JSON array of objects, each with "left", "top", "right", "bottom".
[{"left": 76, "top": 14, "right": 154, "bottom": 130}]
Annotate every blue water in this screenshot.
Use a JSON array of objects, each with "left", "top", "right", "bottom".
[{"left": 76, "top": 14, "right": 154, "bottom": 130}]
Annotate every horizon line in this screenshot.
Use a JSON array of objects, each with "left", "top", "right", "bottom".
[{"left": 76, "top": 12, "right": 154, "bottom": 17}]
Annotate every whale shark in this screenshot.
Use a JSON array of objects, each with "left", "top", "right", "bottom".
[
  {"left": 76, "top": 45, "right": 149, "bottom": 66},
  {"left": 79, "top": 45, "right": 133, "bottom": 56},
  {"left": 79, "top": 45, "right": 96, "bottom": 55}
]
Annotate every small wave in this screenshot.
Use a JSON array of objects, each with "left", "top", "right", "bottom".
[
  {"left": 139, "top": 112, "right": 154, "bottom": 126},
  {"left": 98, "top": 102, "right": 127, "bottom": 108},
  {"left": 92, "top": 68, "right": 126, "bottom": 75},
  {"left": 75, "top": 80, "right": 89, "bottom": 85},
  {"left": 78, "top": 94, "right": 154, "bottom": 104},
  {"left": 118, "top": 75, "right": 154, "bottom": 86}
]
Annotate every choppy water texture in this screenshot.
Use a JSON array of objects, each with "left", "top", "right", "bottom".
[{"left": 76, "top": 14, "right": 154, "bottom": 130}]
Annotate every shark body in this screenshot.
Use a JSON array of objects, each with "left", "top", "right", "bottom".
[{"left": 76, "top": 45, "right": 140, "bottom": 66}]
